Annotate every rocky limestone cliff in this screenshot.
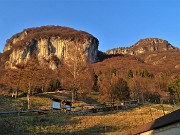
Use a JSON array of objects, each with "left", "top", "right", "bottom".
[
  {"left": 106, "top": 38, "right": 176, "bottom": 55},
  {"left": 3, "top": 26, "right": 99, "bottom": 69}
]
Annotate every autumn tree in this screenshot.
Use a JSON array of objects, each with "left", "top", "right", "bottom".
[
  {"left": 13, "top": 54, "right": 54, "bottom": 109},
  {"left": 99, "top": 75, "right": 112, "bottom": 102},
  {"left": 128, "top": 76, "right": 147, "bottom": 103},
  {"left": 20, "top": 58, "right": 41, "bottom": 109},
  {"left": 64, "top": 43, "right": 87, "bottom": 102},
  {"left": 111, "top": 77, "right": 130, "bottom": 101},
  {"left": 127, "top": 69, "right": 159, "bottom": 103},
  {"left": 46, "top": 79, "right": 61, "bottom": 92},
  {"left": 2, "top": 65, "right": 24, "bottom": 98},
  {"left": 99, "top": 69, "right": 130, "bottom": 102},
  {"left": 35, "top": 63, "right": 54, "bottom": 93},
  {"left": 99, "top": 67, "right": 130, "bottom": 102},
  {"left": 76, "top": 68, "right": 94, "bottom": 97}
]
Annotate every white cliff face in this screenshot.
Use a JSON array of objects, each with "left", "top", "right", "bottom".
[
  {"left": 5, "top": 33, "right": 98, "bottom": 69},
  {"left": 3, "top": 26, "right": 99, "bottom": 69},
  {"left": 106, "top": 48, "right": 129, "bottom": 55},
  {"left": 135, "top": 47, "right": 146, "bottom": 54}
]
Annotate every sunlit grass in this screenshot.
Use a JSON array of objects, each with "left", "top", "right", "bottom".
[
  {"left": 0, "top": 103, "right": 177, "bottom": 134},
  {"left": 0, "top": 94, "right": 179, "bottom": 134}
]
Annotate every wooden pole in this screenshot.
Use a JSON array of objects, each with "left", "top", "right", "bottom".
[{"left": 27, "top": 81, "right": 31, "bottom": 110}]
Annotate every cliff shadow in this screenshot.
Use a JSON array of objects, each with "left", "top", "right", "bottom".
[{"left": 97, "top": 51, "right": 124, "bottom": 62}]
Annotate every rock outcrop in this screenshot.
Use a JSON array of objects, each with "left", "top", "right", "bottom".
[
  {"left": 3, "top": 26, "right": 99, "bottom": 69},
  {"left": 106, "top": 38, "right": 176, "bottom": 55}
]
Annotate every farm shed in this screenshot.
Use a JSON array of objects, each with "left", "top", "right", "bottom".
[
  {"left": 51, "top": 98, "right": 72, "bottom": 112},
  {"left": 51, "top": 98, "right": 62, "bottom": 110},
  {"left": 62, "top": 100, "right": 72, "bottom": 112},
  {"left": 130, "top": 109, "right": 180, "bottom": 135}
]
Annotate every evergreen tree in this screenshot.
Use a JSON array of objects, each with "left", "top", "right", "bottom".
[
  {"left": 110, "top": 67, "right": 117, "bottom": 77},
  {"left": 167, "top": 78, "right": 180, "bottom": 103},
  {"left": 128, "top": 69, "right": 133, "bottom": 78},
  {"left": 92, "top": 70, "right": 99, "bottom": 91},
  {"left": 55, "top": 79, "right": 61, "bottom": 89},
  {"left": 142, "top": 69, "right": 150, "bottom": 78}
]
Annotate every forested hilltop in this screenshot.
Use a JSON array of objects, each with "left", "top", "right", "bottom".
[{"left": 0, "top": 26, "right": 180, "bottom": 105}]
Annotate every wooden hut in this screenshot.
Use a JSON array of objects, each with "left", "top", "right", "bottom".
[
  {"left": 51, "top": 98, "right": 62, "bottom": 110},
  {"left": 62, "top": 100, "right": 72, "bottom": 112}
]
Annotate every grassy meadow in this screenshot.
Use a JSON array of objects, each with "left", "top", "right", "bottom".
[{"left": 0, "top": 93, "right": 179, "bottom": 134}]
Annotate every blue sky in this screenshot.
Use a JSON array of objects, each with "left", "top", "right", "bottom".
[{"left": 0, "top": 0, "right": 180, "bottom": 53}]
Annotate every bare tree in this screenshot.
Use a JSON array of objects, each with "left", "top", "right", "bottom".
[
  {"left": 2, "top": 66, "right": 24, "bottom": 98},
  {"left": 9, "top": 55, "right": 43, "bottom": 109},
  {"left": 64, "top": 43, "right": 87, "bottom": 102}
]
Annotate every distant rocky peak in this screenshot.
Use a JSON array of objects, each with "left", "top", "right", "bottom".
[
  {"left": 106, "top": 38, "right": 176, "bottom": 55},
  {"left": 133, "top": 38, "right": 174, "bottom": 50}
]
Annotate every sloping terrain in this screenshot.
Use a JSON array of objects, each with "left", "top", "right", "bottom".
[
  {"left": 1, "top": 26, "right": 99, "bottom": 69},
  {"left": 106, "top": 38, "right": 176, "bottom": 55},
  {"left": 92, "top": 49, "right": 180, "bottom": 76},
  {"left": 0, "top": 96, "right": 177, "bottom": 135}
]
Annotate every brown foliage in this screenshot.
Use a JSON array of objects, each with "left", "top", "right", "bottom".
[
  {"left": 5, "top": 25, "right": 99, "bottom": 50},
  {"left": 1, "top": 56, "right": 55, "bottom": 96},
  {"left": 0, "top": 25, "right": 179, "bottom": 104}
]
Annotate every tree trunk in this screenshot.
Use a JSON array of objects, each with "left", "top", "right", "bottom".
[
  {"left": 15, "top": 89, "right": 18, "bottom": 98},
  {"left": 12, "top": 91, "right": 15, "bottom": 98},
  {"left": 72, "top": 90, "right": 74, "bottom": 103},
  {"left": 27, "top": 94, "right": 30, "bottom": 110},
  {"left": 27, "top": 82, "right": 31, "bottom": 110},
  {"left": 42, "top": 86, "right": 44, "bottom": 93}
]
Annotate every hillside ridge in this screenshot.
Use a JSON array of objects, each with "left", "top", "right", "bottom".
[
  {"left": 1, "top": 25, "right": 99, "bottom": 69},
  {"left": 106, "top": 38, "right": 177, "bottom": 55},
  {"left": 4, "top": 25, "right": 98, "bottom": 52}
]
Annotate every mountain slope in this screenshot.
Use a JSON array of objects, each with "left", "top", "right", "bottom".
[
  {"left": 106, "top": 38, "right": 177, "bottom": 55},
  {"left": 93, "top": 49, "right": 180, "bottom": 77},
  {"left": 2, "top": 26, "right": 99, "bottom": 69}
]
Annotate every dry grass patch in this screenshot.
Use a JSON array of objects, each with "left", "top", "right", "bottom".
[{"left": 0, "top": 94, "right": 178, "bottom": 134}]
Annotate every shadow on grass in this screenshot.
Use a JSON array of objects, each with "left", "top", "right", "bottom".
[
  {"left": 0, "top": 112, "right": 75, "bottom": 134},
  {"left": 0, "top": 110, "right": 121, "bottom": 135},
  {"left": 33, "top": 124, "right": 117, "bottom": 135},
  {"left": 71, "top": 125, "right": 117, "bottom": 135},
  {"left": 0, "top": 95, "right": 21, "bottom": 111},
  {"left": 35, "top": 92, "right": 100, "bottom": 104}
]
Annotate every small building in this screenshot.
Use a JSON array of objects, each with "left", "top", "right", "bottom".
[
  {"left": 51, "top": 98, "right": 62, "bottom": 110},
  {"left": 51, "top": 98, "right": 72, "bottom": 112},
  {"left": 62, "top": 100, "right": 72, "bottom": 112}
]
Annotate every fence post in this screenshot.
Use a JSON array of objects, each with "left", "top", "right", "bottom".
[
  {"left": 117, "top": 103, "right": 118, "bottom": 111},
  {"left": 149, "top": 104, "right": 153, "bottom": 121},
  {"left": 160, "top": 100, "right": 165, "bottom": 116}
]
